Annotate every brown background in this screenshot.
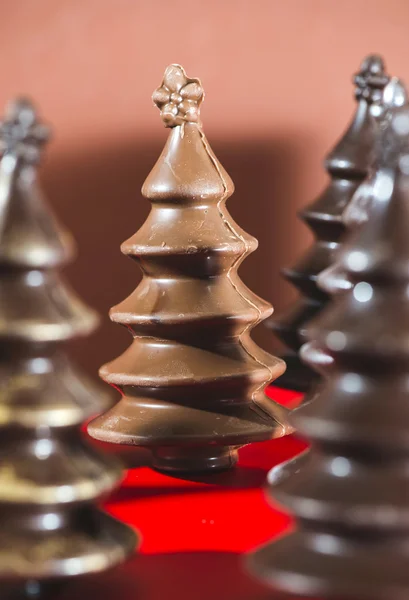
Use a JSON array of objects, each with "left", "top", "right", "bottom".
[{"left": 1, "top": 0, "right": 409, "bottom": 383}]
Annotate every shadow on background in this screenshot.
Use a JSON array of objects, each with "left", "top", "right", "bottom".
[{"left": 43, "top": 134, "right": 312, "bottom": 386}]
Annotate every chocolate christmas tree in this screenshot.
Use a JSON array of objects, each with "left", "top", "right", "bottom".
[
  {"left": 267, "top": 77, "right": 409, "bottom": 488},
  {"left": 301, "top": 76, "right": 408, "bottom": 384},
  {"left": 266, "top": 54, "right": 389, "bottom": 391},
  {"left": 248, "top": 100, "right": 409, "bottom": 599},
  {"left": 0, "top": 99, "right": 135, "bottom": 593},
  {"left": 317, "top": 76, "right": 408, "bottom": 297},
  {"left": 88, "top": 65, "right": 291, "bottom": 474}
]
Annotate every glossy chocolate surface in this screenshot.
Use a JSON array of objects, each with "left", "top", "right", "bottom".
[
  {"left": 302, "top": 76, "right": 408, "bottom": 383},
  {"left": 88, "top": 65, "right": 292, "bottom": 474},
  {"left": 267, "top": 54, "right": 389, "bottom": 392},
  {"left": 249, "top": 98, "right": 409, "bottom": 599},
  {"left": 0, "top": 99, "right": 135, "bottom": 587},
  {"left": 318, "top": 76, "right": 408, "bottom": 295}
]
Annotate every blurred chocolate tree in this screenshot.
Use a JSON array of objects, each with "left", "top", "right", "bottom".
[
  {"left": 250, "top": 98, "right": 409, "bottom": 599},
  {"left": 0, "top": 98, "right": 135, "bottom": 595},
  {"left": 266, "top": 54, "right": 389, "bottom": 391}
]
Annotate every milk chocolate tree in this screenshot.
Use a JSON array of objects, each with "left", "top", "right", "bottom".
[
  {"left": 88, "top": 65, "right": 291, "bottom": 474},
  {"left": 266, "top": 54, "right": 389, "bottom": 391},
  {"left": 0, "top": 98, "right": 135, "bottom": 594},
  {"left": 249, "top": 100, "right": 409, "bottom": 599}
]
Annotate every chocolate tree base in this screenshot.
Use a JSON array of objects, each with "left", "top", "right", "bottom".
[
  {"left": 273, "top": 353, "right": 320, "bottom": 393},
  {"left": 248, "top": 530, "right": 409, "bottom": 600},
  {"left": 88, "top": 397, "right": 291, "bottom": 476},
  {"left": 151, "top": 445, "right": 239, "bottom": 474}
]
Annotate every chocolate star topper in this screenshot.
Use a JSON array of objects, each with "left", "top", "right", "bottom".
[
  {"left": 0, "top": 97, "right": 49, "bottom": 163},
  {"left": 354, "top": 54, "right": 389, "bottom": 104},
  {"left": 152, "top": 64, "right": 204, "bottom": 128}
]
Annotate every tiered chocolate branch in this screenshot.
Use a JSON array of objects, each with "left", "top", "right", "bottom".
[
  {"left": 249, "top": 100, "right": 409, "bottom": 599},
  {"left": 88, "top": 64, "right": 291, "bottom": 474},
  {"left": 266, "top": 54, "right": 389, "bottom": 391},
  {"left": 0, "top": 99, "right": 135, "bottom": 592}
]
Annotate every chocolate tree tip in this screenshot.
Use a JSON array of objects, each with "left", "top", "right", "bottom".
[
  {"left": 354, "top": 54, "right": 389, "bottom": 102},
  {"left": 152, "top": 64, "right": 204, "bottom": 128}
]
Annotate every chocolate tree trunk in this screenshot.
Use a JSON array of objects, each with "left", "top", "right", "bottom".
[
  {"left": 0, "top": 99, "right": 135, "bottom": 591},
  {"left": 266, "top": 54, "right": 389, "bottom": 392},
  {"left": 88, "top": 65, "right": 292, "bottom": 474},
  {"left": 248, "top": 99, "right": 409, "bottom": 599}
]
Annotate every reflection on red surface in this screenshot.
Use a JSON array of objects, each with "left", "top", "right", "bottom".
[
  {"left": 104, "top": 385, "right": 305, "bottom": 554},
  {"left": 61, "top": 386, "right": 308, "bottom": 599}
]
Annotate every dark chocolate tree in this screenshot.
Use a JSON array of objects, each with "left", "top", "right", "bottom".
[
  {"left": 267, "top": 77, "right": 409, "bottom": 488},
  {"left": 88, "top": 64, "right": 292, "bottom": 474},
  {"left": 302, "top": 76, "right": 409, "bottom": 378},
  {"left": 0, "top": 98, "right": 135, "bottom": 594},
  {"left": 266, "top": 54, "right": 389, "bottom": 391},
  {"left": 248, "top": 99, "right": 409, "bottom": 599},
  {"left": 317, "top": 76, "right": 408, "bottom": 298}
]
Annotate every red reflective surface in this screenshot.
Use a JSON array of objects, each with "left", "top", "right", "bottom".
[{"left": 57, "top": 386, "right": 308, "bottom": 600}]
